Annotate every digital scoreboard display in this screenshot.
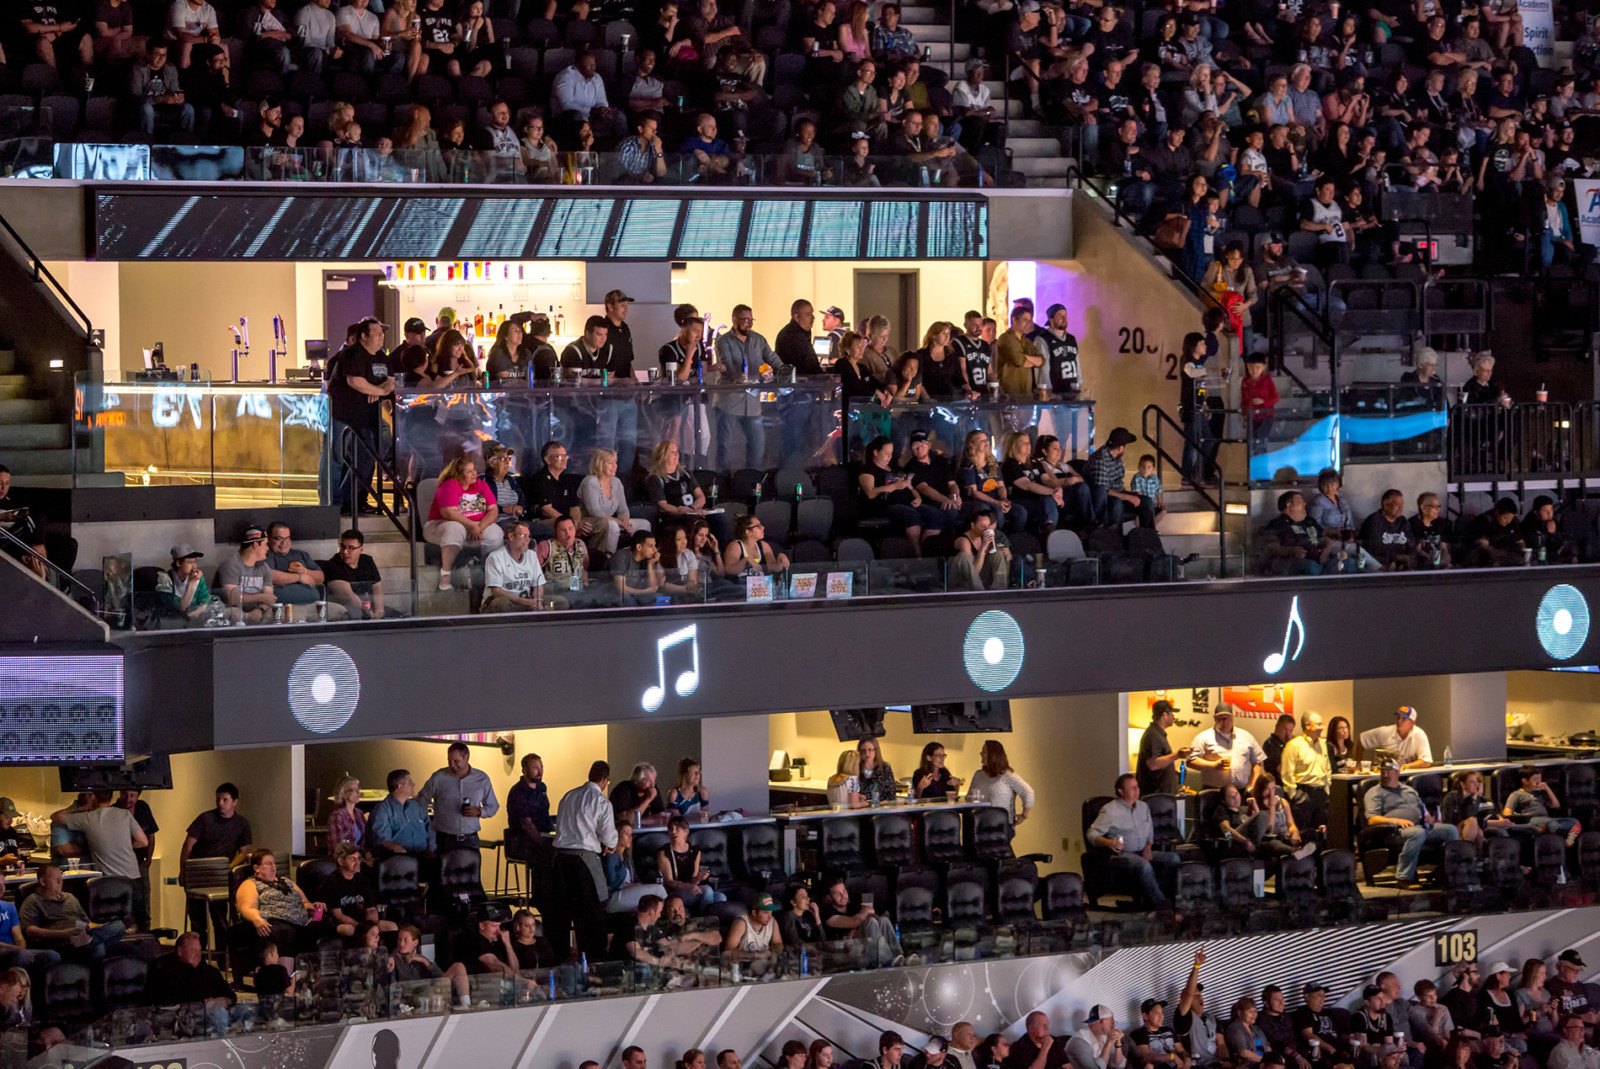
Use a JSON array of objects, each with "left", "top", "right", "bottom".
[
  {"left": 0, "top": 651, "right": 124, "bottom": 764},
  {"left": 92, "top": 189, "right": 990, "bottom": 261}
]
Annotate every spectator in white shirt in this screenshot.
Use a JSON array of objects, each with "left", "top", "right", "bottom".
[
  {"left": 552, "top": 50, "right": 624, "bottom": 139},
  {"left": 966, "top": 739, "right": 1036, "bottom": 824},
  {"left": 1552, "top": 1017, "right": 1600, "bottom": 1069},
  {"left": 1359, "top": 706, "right": 1434, "bottom": 769},
  {"left": 242, "top": 0, "right": 295, "bottom": 72},
  {"left": 552, "top": 761, "right": 618, "bottom": 961},
  {"left": 168, "top": 0, "right": 221, "bottom": 66},
  {"left": 336, "top": 0, "right": 397, "bottom": 74},
  {"left": 294, "top": 0, "right": 341, "bottom": 72},
  {"left": 1188, "top": 703, "right": 1267, "bottom": 790},
  {"left": 482, "top": 520, "right": 547, "bottom": 613},
  {"left": 952, "top": 57, "right": 999, "bottom": 150}
]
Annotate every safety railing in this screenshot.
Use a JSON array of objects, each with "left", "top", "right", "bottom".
[
  {"left": 32, "top": 142, "right": 992, "bottom": 189},
  {"left": 1448, "top": 401, "right": 1600, "bottom": 483},
  {"left": 1141, "top": 402, "right": 1225, "bottom": 565}
]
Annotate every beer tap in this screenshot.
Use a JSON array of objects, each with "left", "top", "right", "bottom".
[
  {"left": 269, "top": 314, "right": 285, "bottom": 384},
  {"left": 227, "top": 322, "right": 245, "bottom": 382}
]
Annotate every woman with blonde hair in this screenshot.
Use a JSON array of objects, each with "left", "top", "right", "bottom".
[
  {"left": 827, "top": 750, "right": 864, "bottom": 807},
  {"left": 326, "top": 777, "right": 368, "bottom": 856},
  {"left": 577, "top": 447, "right": 645, "bottom": 554},
  {"left": 667, "top": 757, "right": 710, "bottom": 816},
  {"left": 645, "top": 439, "right": 707, "bottom": 536},
  {"left": 380, "top": 0, "right": 425, "bottom": 80},
  {"left": 958, "top": 429, "right": 1025, "bottom": 532},
  {"left": 862, "top": 315, "right": 894, "bottom": 381},
  {"left": 424, "top": 454, "right": 504, "bottom": 589},
  {"left": 393, "top": 103, "right": 445, "bottom": 181},
  {"left": 967, "top": 739, "right": 1035, "bottom": 823}
]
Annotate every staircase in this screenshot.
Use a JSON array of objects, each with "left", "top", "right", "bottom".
[
  {"left": 897, "top": 3, "right": 1075, "bottom": 187},
  {"left": 0, "top": 344, "right": 74, "bottom": 479},
  {"left": 0, "top": 211, "right": 98, "bottom": 486}
]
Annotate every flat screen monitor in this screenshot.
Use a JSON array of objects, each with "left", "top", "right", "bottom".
[{"left": 829, "top": 707, "right": 887, "bottom": 741}]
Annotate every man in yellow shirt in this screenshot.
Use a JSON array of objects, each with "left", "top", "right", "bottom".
[
  {"left": 1278, "top": 710, "right": 1332, "bottom": 836},
  {"left": 996, "top": 306, "right": 1043, "bottom": 397}
]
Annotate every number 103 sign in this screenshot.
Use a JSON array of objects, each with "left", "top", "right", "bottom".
[{"left": 1434, "top": 930, "right": 1478, "bottom": 967}]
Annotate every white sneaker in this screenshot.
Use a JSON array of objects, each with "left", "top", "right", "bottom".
[
  {"left": 438, "top": 575, "right": 453, "bottom": 591},
  {"left": 1293, "top": 842, "right": 1317, "bottom": 861}
]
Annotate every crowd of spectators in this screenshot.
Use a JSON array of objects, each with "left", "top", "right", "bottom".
[
  {"left": 1255, "top": 468, "right": 1580, "bottom": 576},
  {"left": 1076, "top": 0, "right": 1600, "bottom": 284},
  {"left": 0, "top": 0, "right": 1020, "bottom": 185}
]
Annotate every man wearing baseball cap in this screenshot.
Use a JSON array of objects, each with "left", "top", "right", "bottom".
[
  {"left": 1188, "top": 703, "right": 1267, "bottom": 791},
  {"left": 1130, "top": 998, "right": 1185, "bottom": 1069},
  {"left": 1363, "top": 758, "right": 1458, "bottom": 889},
  {"left": 216, "top": 526, "right": 277, "bottom": 623},
  {"left": 822, "top": 305, "right": 848, "bottom": 361},
  {"left": 1137, "top": 699, "right": 1191, "bottom": 796},
  {"left": 0, "top": 798, "right": 34, "bottom": 863},
  {"left": 1360, "top": 706, "right": 1433, "bottom": 769},
  {"left": 159, "top": 543, "right": 211, "bottom": 620},
  {"left": 1067, "top": 1005, "right": 1127, "bottom": 1069},
  {"left": 1549, "top": 950, "right": 1597, "bottom": 1024},
  {"left": 394, "top": 317, "right": 430, "bottom": 385},
  {"left": 1036, "top": 303, "right": 1083, "bottom": 397},
  {"left": 722, "top": 891, "right": 782, "bottom": 962}
]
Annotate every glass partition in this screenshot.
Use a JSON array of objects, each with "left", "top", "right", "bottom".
[
  {"left": 846, "top": 398, "right": 1095, "bottom": 463},
  {"left": 1339, "top": 381, "right": 1448, "bottom": 463},
  {"left": 45, "top": 885, "right": 1571, "bottom": 1059},
  {"left": 74, "top": 374, "right": 327, "bottom": 508},
  {"left": 26, "top": 142, "right": 995, "bottom": 188},
  {"left": 395, "top": 380, "right": 841, "bottom": 486}
]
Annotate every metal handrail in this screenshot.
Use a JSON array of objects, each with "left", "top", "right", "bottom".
[
  {"left": 1141, "top": 402, "right": 1225, "bottom": 566},
  {"left": 0, "top": 524, "right": 103, "bottom": 616},
  {"left": 337, "top": 427, "right": 416, "bottom": 616},
  {"left": 0, "top": 207, "right": 91, "bottom": 339}
]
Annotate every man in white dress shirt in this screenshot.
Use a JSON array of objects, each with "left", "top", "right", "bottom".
[
  {"left": 551, "top": 761, "right": 618, "bottom": 961},
  {"left": 1360, "top": 706, "right": 1433, "bottom": 769},
  {"left": 1187, "top": 703, "right": 1267, "bottom": 790}
]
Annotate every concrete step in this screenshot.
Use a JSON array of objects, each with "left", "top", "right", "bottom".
[
  {"left": 0, "top": 376, "right": 27, "bottom": 400},
  {"left": 0, "top": 423, "right": 68, "bottom": 449},
  {"left": 1005, "top": 119, "right": 1045, "bottom": 137},
  {"left": 908, "top": 23, "right": 953, "bottom": 42},
  {"left": 0, "top": 350, "right": 13, "bottom": 376},
  {"left": 0, "top": 398, "right": 50, "bottom": 424},
  {"left": 1159, "top": 509, "right": 1222, "bottom": 536},
  {"left": 898, "top": 5, "right": 940, "bottom": 22},
  {"left": 917, "top": 41, "right": 969, "bottom": 62},
  {"left": 0, "top": 448, "right": 75, "bottom": 475},
  {"left": 1006, "top": 135, "right": 1061, "bottom": 158},
  {"left": 364, "top": 540, "right": 415, "bottom": 569},
  {"left": 1009, "top": 155, "right": 1074, "bottom": 177}
]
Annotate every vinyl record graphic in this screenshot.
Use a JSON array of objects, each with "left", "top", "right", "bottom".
[
  {"left": 1536, "top": 584, "right": 1590, "bottom": 661},
  {"left": 964, "top": 609, "right": 1025, "bottom": 692},
  {"left": 288, "top": 644, "right": 361, "bottom": 734}
]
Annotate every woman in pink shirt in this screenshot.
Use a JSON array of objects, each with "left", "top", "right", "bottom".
[{"left": 425, "top": 454, "right": 504, "bottom": 590}]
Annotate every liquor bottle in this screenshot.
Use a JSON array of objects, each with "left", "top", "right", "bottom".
[{"left": 474, "top": 311, "right": 485, "bottom": 336}]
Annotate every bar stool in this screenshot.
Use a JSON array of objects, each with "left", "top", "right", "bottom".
[
  {"left": 483, "top": 838, "right": 523, "bottom": 897},
  {"left": 182, "top": 857, "right": 234, "bottom": 956}
]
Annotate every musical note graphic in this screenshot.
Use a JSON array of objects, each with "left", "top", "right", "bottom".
[
  {"left": 1262, "top": 596, "right": 1306, "bottom": 675},
  {"left": 640, "top": 624, "right": 702, "bottom": 712}
]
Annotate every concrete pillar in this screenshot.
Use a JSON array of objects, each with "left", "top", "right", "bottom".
[
  {"left": 699, "top": 714, "right": 772, "bottom": 815},
  {"left": 1006, "top": 692, "right": 1128, "bottom": 873}
]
